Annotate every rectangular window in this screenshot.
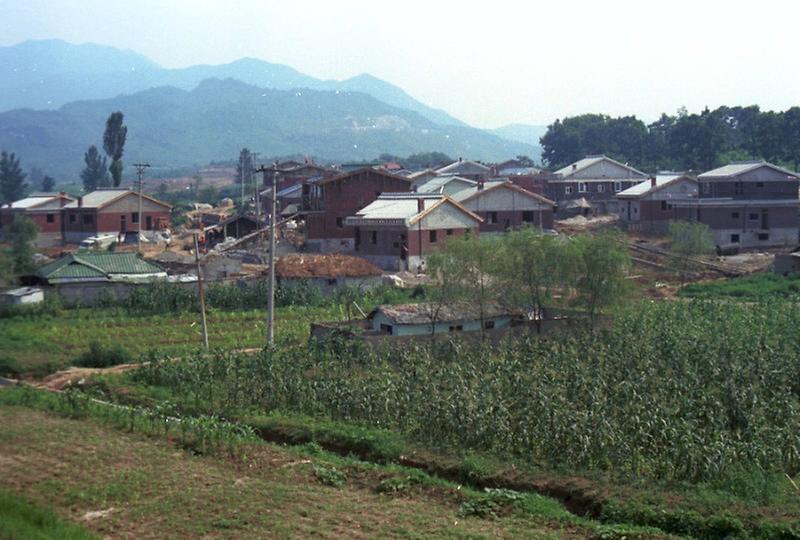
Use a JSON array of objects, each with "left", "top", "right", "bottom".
[
  {"left": 597, "top": 184, "right": 605, "bottom": 193},
  {"left": 522, "top": 211, "right": 534, "bottom": 222},
  {"left": 446, "top": 229, "right": 453, "bottom": 236},
  {"left": 131, "top": 212, "right": 139, "bottom": 223},
  {"left": 484, "top": 320, "right": 495, "bottom": 330},
  {"left": 660, "top": 201, "right": 668, "bottom": 211},
  {"left": 758, "top": 233, "right": 769, "bottom": 241},
  {"left": 429, "top": 230, "right": 437, "bottom": 243},
  {"left": 734, "top": 182, "right": 743, "bottom": 195},
  {"left": 448, "top": 325, "right": 463, "bottom": 332},
  {"left": 565, "top": 186, "right": 574, "bottom": 195},
  {"left": 578, "top": 182, "right": 588, "bottom": 193},
  {"left": 613, "top": 181, "right": 622, "bottom": 192},
  {"left": 145, "top": 216, "right": 152, "bottom": 230},
  {"left": 486, "top": 212, "right": 498, "bottom": 224},
  {"left": 46, "top": 213, "right": 54, "bottom": 223},
  {"left": 69, "top": 213, "right": 76, "bottom": 224},
  {"left": 380, "top": 323, "right": 393, "bottom": 335},
  {"left": 756, "top": 182, "right": 764, "bottom": 188},
  {"left": 369, "top": 231, "right": 377, "bottom": 244},
  {"left": 335, "top": 217, "right": 344, "bottom": 228},
  {"left": 748, "top": 213, "right": 759, "bottom": 221},
  {"left": 731, "top": 233, "right": 740, "bottom": 243},
  {"left": 731, "top": 212, "right": 740, "bottom": 219},
  {"left": 82, "top": 214, "right": 94, "bottom": 225},
  {"left": 702, "top": 182, "right": 711, "bottom": 194}
]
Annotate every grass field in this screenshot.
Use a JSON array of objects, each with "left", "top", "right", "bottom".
[
  {"left": 0, "top": 403, "right": 653, "bottom": 539},
  {"left": 679, "top": 271, "right": 800, "bottom": 300},
  {"left": 0, "top": 305, "right": 341, "bottom": 377}
]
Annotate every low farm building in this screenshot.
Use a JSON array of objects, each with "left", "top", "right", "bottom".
[
  {"left": 276, "top": 254, "right": 383, "bottom": 293},
  {"left": 369, "top": 303, "right": 517, "bottom": 336},
  {"left": 346, "top": 193, "right": 482, "bottom": 271}
]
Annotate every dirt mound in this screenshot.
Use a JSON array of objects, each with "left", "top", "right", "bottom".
[
  {"left": 35, "top": 364, "right": 141, "bottom": 391},
  {"left": 276, "top": 254, "right": 382, "bottom": 278}
]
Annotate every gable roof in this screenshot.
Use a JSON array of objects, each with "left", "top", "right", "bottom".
[
  {"left": 348, "top": 193, "right": 482, "bottom": 227},
  {"left": 416, "top": 175, "right": 477, "bottom": 194},
  {"left": 316, "top": 166, "right": 411, "bottom": 186},
  {"left": 452, "top": 180, "right": 555, "bottom": 206},
  {"left": 698, "top": 160, "right": 799, "bottom": 180},
  {"left": 37, "top": 252, "right": 165, "bottom": 281},
  {"left": 407, "top": 169, "right": 438, "bottom": 181},
  {"left": 64, "top": 189, "right": 171, "bottom": 210},
  {"left": 554, "top": 155, "right": 647, "bottom": 179},
  {"left": 616, "top": 174, "right": 697, "bottom": 198},
  {"left": 436, "top": 159, "right": 492, "bottom": 176},
  {"left": 5, "top": 193, "right": 74, "bottom": 209}
]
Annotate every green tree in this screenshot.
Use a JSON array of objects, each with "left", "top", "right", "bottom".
[
  {"left": 199, "top": 186, "right": 218, "bottom": 205},
  {"left": 236, "top": 148, "right": 254, "bottom": 186},
  {"left": 668, "top": 220, "right": 714, "bottom": 284},
  {"left": 425, "top": 246, "right": 471, "bottom": 336},
  {"left": 781, "top": 107, "right": 800, "bottom": 170},
  {"left": 40, "top": 175, "right": 55, "bottom": 192},
  {"left": 80, "top": 145, "right": 108, "bottom": 192},
  {"left": 103, "top": 111, "right": 127, "bottom": 187},
  {"left": 573, "top": 232, "right": 631, "bottom": 326},
  {"left": 9, "top": 216, "right": 38, "bottom": 275},
  {"left": 496, "top": 227, "right": 578, "bottom": 319},
  {"left": 0, "top": 151, "right": 28, "bottom": 204}
]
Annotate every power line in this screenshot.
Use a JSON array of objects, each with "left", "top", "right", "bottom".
[{"left": 133, "top": 163, "right": 150, "bottom": 253}]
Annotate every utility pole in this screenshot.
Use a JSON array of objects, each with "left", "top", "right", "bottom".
[
  {"left": 252, "top": 152, "right": 260, "bottom": 224},
  {"left": 133, "top": 163, "right": 150, "bottom": 253},
  {"left": 193, "top": 233, "right": 210, "bottom": 350},
  {"left": 257, "top": 163, "right": 278, "bottom": 346}
]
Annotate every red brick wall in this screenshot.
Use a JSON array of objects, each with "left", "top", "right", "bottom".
[
  {"left": 64, "top": 209, "right": 170, "bottom": 235},
  {"left": 0, "top": 210, "right": 62, "bottom": 233},
  {"left": 306, "top": 170, "right": 411, "bottom": 240},
  {"left": 475, "top": 209, "right": 553, "bottom": 233},
  {"left": 406, "top": 225, "right": 473, "bottom": 257}
]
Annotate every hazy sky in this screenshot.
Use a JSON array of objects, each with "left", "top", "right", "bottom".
[{"left": 2, "top": 0, "right": 798, "bottom": 128}]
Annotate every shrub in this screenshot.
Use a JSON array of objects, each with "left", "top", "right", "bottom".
[
  {"left": 75, "top": 341, "right": 134, "bottom": 368},
  {"left": 0, "top": 356, "right": 21, "bottom": 377},
  {"left": 313, "top": 464, "right": 346, "bottom": 487}
]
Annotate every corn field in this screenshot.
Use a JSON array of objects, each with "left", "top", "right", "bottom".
[{"left": 133, "top": 300, "right": 800, "bottom": 483}]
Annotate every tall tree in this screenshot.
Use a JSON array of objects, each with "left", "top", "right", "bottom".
[
  {"left": 668, "top": 221, "right": 714, "bottom": 284},
  {"left": 9, "top": 216, "right": 38, "bottom": 276},
  {"left": 81, "top": 145, "right": 109, "bottom": 192},
  {"left": 0, "top": 151, "right": 28, "bottom": 204},
  {"left": 103, "top": 111, "right": 127, "bottom": 187},
  {"left": 236, "top": 148, "right": 254, "bottom": 186},
  {"left": 781, "top": 107, "right": 800, "bottom": 170},
  {"left": 40, "top": 175, "right": 56, "bottom": 192},
  {"left": 573, "top": 232, "right": 631, "bottom": 327}
]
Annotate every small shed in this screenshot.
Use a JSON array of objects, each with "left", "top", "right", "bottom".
[
  {"left": 0, "top": 286, "right": 44, "bottom": 305},
  {"left": 368, "top": 303, "right": 518, "bottom": 336}
]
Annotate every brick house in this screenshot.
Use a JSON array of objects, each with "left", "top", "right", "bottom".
[
  {"left": 62, "top": 189, "right": 171, "bottom": 244},
  {"left": 0, "top": 192, "right": 75, "bottom": 247},
  {"left": 451, "top": 180, "right": 555, "bottom": 233},
  {"left": 302, "top": 167, "right": 411, "bottom": 252},
  {"left": 346, "top": 193, "right": 482, "bottom": 271},
  {"left": 546, "top": 155, "right": 648, "bottom": 215},
  {"left": 617, "top": 174, "right": 698, "bottom": 232},
  {"left": 671, "top": 161, "right": 800, "bottom": 248}
]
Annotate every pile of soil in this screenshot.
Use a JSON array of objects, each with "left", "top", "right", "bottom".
[{"left": 276, "top": 254, "right": 382, "bottom": 279}]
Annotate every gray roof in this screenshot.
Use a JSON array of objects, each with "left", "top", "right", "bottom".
[
  {"left": 449, "top": 180, "right": 509, "bottom": 201},
  {"left": 6, "top": 194, "right": 71, "bottom": 209},
  {"left": 698, "top": 160, "right": 799, "bottom": 179},
  {"left": 349, "top": 193, "right": 444, "bottom": 222},
  {"left": 436, "top": 160, "right": 491, "bottom": 176},
  {"left": 416, "top": 175, "right": 477, "bottom": 194},
  {"left": 371, "top": 302, "right": 516, "bottom": 325},
  {"left": 616, "top": 174, "right": 695, "bottom": 198},
  {"left": 64, "top": 189, "right": 131, "bottom": 208},
  {"left": 554, "top": 155, "right": 647, "bottom": 179}
]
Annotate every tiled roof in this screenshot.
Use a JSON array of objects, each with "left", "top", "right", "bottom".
[
  {"left": 450, "top": 180, "right": 555, "bottom": 206},
  {"left": 554, "top": 155, "right": 647, "bottom": 179},
  {"left": 38, "top": 252, "right": 164, "bottom": 280}
]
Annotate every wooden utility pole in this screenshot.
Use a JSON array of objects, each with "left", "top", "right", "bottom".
[
  {"left": 257, "top": 163, "right": 278, "bottom": 345},
  {"left": 193, "top": 233, "right": 210, "bottom": 350},
  {"left": 252, "top": 152, "right": 260, "bottom": 225},
  {"left": 133, "top": 163, "right": 150, "bottom": 252}
]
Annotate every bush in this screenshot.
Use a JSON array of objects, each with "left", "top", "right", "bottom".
[
  {"left": 313, "top": 464, "right": 346, "bottom": 487},
  {"left": 75, "top": 341, "right": 134, "bottom": 368},
  {"left": 0, "top": 356, "right": 21, "bottom": 377}
]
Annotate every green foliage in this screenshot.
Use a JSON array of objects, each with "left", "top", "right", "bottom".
[
  {"left": 41, "top": 174, "right": 56, "bottom": 192},
  {"left": 669, "top": 220, "right": 715, "bottom": 282},
  {"left": 458, "top": 488, "right": 526, "bottom": 519},
  {"left": 8, "top": 215, "right": 38, "bottom": 275},
  {"left": 130, "top": 300, "right": 800, "bottom": 485},
  {"left": 103, "top": 111, "right": 127, "bottom": 187},
  {"left": 0, "top": 488, "right": 98, "bottom": 540},
  {"left": 680, "top": 272, "right": 800, "bottom": 300},
  {"left": 0, "top": 355, "right": 22, "bottom": 377},
  {"left": 0, "top": 150, "right": 28, "bottom": 204},
  {"left": 75, "top": 341, "right": 134, "bottom": 368},
  {"left": 313, "top": 464, "right": 346, "bottom": 487},
  {"left": 81, "top": 145, "right": 109, "bottom": 191},
  {"left": 573, "top": 232, "right": 632, "bottom": 323}
]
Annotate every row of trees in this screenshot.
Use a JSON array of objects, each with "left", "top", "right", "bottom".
[
  {"left": 81, "top": 112, "right": 128, "bottom": 191},
  {"left": 541, "top": 106, "right": 800, "bottom": 173},
  {"left": 426, "top": 229, "right": 632, "bottom": 329}
]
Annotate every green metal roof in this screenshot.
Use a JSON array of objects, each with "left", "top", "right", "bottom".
[{"left": 38, "top": 252, "right": 165, "bottom": 280}]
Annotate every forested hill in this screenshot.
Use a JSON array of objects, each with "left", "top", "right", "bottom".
[
  {"left": 540, "top": 106, "right": 800, "bottom": 172},
  {"left": 0, "top": 39, "right": 464, "bottom": 128},
  {"left": 0, "top": 78, "right": 538, "bottom": 177}
]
